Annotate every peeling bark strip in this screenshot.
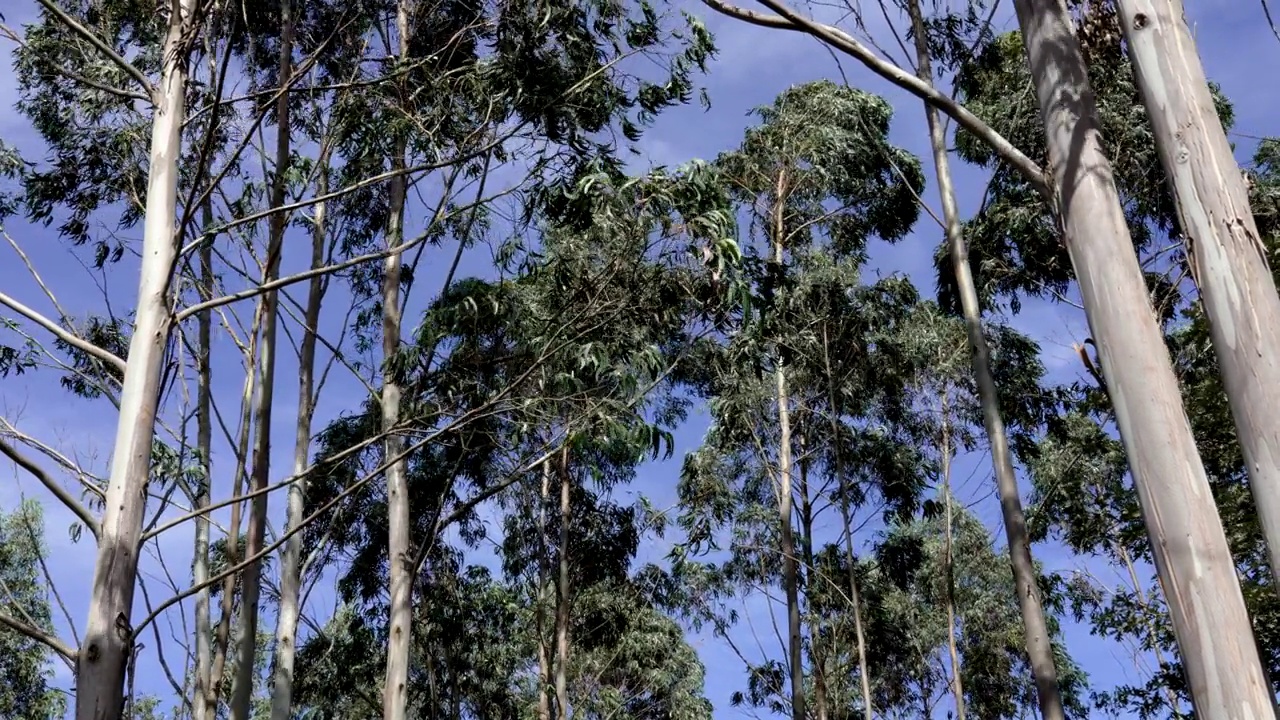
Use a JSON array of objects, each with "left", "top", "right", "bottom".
[
  {"left": 1118, "top": 0, "right": 1280, "bottom": 598},
  {"left": 75, "top": 2, "right": 195, "bottom": 718},
  {"left": 1012, "top": 0, "right": 1274, "bottom": 715}
]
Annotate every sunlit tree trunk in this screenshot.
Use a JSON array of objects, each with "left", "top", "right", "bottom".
[
  {"left": 1116, "top": 0, "right": 1280, "bottom": 591},
  {"left": 75, "top": 2, "right": 195, "bottom": 717},
  {"left": 555, "top": 448, "right": 573, "bottom": 719},
  {"left": 1012, "top": 0, "right": 1273, "bottom": 713},
  {"left": 230, "top": 5, "right": 293, "bottom": 715},
  {"left": 270, "top": 135, "right": 329, "bottom": 720},
  {"left": 538, "top": 458, "right": 553, "bottom": 720},
  {"left": 904, "top": 1, "right": 1066, "bottom": 717},
  {"left": 771, "top": 171, "right": 805, "bottom": 720}
]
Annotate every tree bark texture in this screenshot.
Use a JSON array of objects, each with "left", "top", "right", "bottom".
[
  {"left": 75, "top": 2, "right": 193, "bottom": 717},
  {"left": 230, "top": 5, "right": 293, "bottom": 715},
  {"left": 1012, "top": 0, "right": 1273, "bottom": 714},
  {"left": 555, "top": 448, "right": 573, "bottom": 720},
  {"left": 1117, "top": 0, "right": 1280, "bottom": 592}
]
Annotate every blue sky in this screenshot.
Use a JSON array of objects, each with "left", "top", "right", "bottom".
[{"left": 0, "top": 0, "right": 1276, "bottom": 717}]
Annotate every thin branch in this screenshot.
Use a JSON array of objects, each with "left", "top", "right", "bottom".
[
  {"left": 33, "top": 0, "right": 154, "bottom": 99},
  {"left": 0, "top": 290, "right": 128, "bottom": 373},
  {"left": 0, "top": 436, "right": 101, "bottom": 539},
  {"left": 702, "top": 0, "right": 1050, "bottom": 200},
  {"left": 0, "top": 609, "right": 77, "bottom": 662}
]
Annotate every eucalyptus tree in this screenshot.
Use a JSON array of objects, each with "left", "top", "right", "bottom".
[
  {"left": 1113, "top": 0, "right": 1280, "bottom": 586},
  {"left": 676, "top": 80, "right": 929, "bottom": 720}
]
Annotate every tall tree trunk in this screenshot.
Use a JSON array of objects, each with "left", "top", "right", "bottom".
[
  {"left": 209, "top": 328, "right": 258, "bottom": 709},
  {"left": 905, "top": 2, "right": 1066, "bottom": 717},
  {"left": 555, "top": 448, "right": 572, "bottom": 720},
  {"left": 269, "top": 138, "right": 329, "bottom": 720},
  {"left": 937, "top": 398, "right": 966, "bottom": 720},
  {"left": 775, "top": 365, "right": 804, "bottom": 720},
  {"left": 1012, "top": 0, "right": 1273, "bottom": 714},
  {"left": 230, "top": 6, "right": 293, "bottom": 716},
  {"left": 1116, "top": 0, "right": 1280, "bottom": 589},
  {"left": 537, "top": 458, "right": 553, "bottom": 720},
  {"left": 75, "top": 2, "right": 194, "bottom": 717},
  {"left": 822, "top": 324, "right": 873, "bottom": 720},
  {"left": 797, "top": 438, "right": 828, "bottom": 720},
  {"left": 771, "top": 169, "right": 805, "bottom": 720},
  {"left": 192, "top": 202, "right": 215, "bottom": 720},
  {"left": 381, "top": 4, "right": 413, "bottom": 719}
]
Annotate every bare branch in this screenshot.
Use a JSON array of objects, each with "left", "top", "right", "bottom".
[
  {"left": 0, "top": 290, "right": 128, "bottom": 374},
  {"left": 0, "top": 609, "right": 77, "bottom": 663},
  {"left": 33, "top": 0, "right": 154, "bottom": 99},
  {"left": 702, "top": 0, "right": 1051, "bottom": 200},
  {"left": 0, "top": 436, "right": 101, "bottom": 539}
]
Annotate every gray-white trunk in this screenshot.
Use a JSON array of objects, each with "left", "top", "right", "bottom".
[
  {"left": 538, "top": 458, "right": 553, "bottom": 720},
  {"left": 555, "top": 448, "right": 572, "bottom": 719},
  {"left": 75, "top": 2, "right": 194, "bottom": 717},
  {"left": 1117, "top": 0, "right": 1280, "bottom": 592},
  {"left": 775, "top": 364, "right": 804, "bottom": 720},
  {"left": 937, "top": 402, "right": 966, "bottom": 720},
  {"left": 192, "top": 202, "right": 215, "bottom": 720},
  {"left": 1012, "top": 0, "right": 1273, "bottom": 713},
  {"left": 382, "top": 5, "right": 413, "bottom": 719},
  {"left": 269, "top": 139, "right": 329, "bottom": 720},
  {"left": 230, "top": 5, "right": 293, "bottom": 715},
  {"left": 905, "top": 1, "right": 1065, "bottom": 716}
]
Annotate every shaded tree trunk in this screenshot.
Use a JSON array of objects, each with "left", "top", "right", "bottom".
[
  {"left": 797, "top": 437, "right": 828, "bottom": 720},
  {"left": 1117, "top": 0, "right": 1280, "bottom": 592},
  {"left": 269, "top": 139, "right": 329, "bottom": 720},
  {"left": 231, "top": 5, "right": 293, "bottom": 715},
  {"left": 1012, "top": 0, "right": 1273, "bottom": 713},
  {"left": 75, "top": 2, "right": 195, "bottom": 717},
  {"left": 382, "top": 3, "right": 414, "bottom": 720},
  {"left": 821, "top": 323, "right": 873, "bottom": 720},
  {"left": 555, "top": 447, "right": 573, "bottom": 720},
  {"left": 905, "top": 1, "right": 1066, "bottom": 717}
]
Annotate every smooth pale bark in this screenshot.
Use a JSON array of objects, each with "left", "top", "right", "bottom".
[
  {"left": 770, "top": 171, "right": 805, "bottom": 720},
  {"left": 537, "top": 459, "right": 553, "bottom": 720},
  {"left": 269, "top": 138, "right": 328, "bottom": 720},
  {"left": 1117, "top": 0, "right": 1280, "bottom": 588},
  {"left": 381, "top": 5, "right": 412, "bottom": 719},
  {"left": 192, "top": 203, "right": 215, "bottom": 720},
  {"left": 937, "top": 405, "right": 966, "bottom": 720},
  {"left": 230, "top": 6, "right": 293, "bottom": 715},
  {"left": 209, "top": 331, "right": 258, "bottom": 707},
  {"left": 775, "top": 364, "right": 804, "bottom": 720},
  {"left": 74, "top": 3, "right": 193, "bottom": 717},
  {"left": 555, "top": 448, "right": 572, "bottom": 719},
  {"left": 904, "top": 1, "right": 1066, "bottom": 716},
  {"left": 822, "top": 323, "right": 873, "bottom": 720},
  {"left": 1012, "top": 0, "right": 1273, "bottom": 713}
]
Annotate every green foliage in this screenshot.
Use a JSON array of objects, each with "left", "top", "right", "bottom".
[{"left": 0, "top": 501, "right": 66, "bottom": 720}]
